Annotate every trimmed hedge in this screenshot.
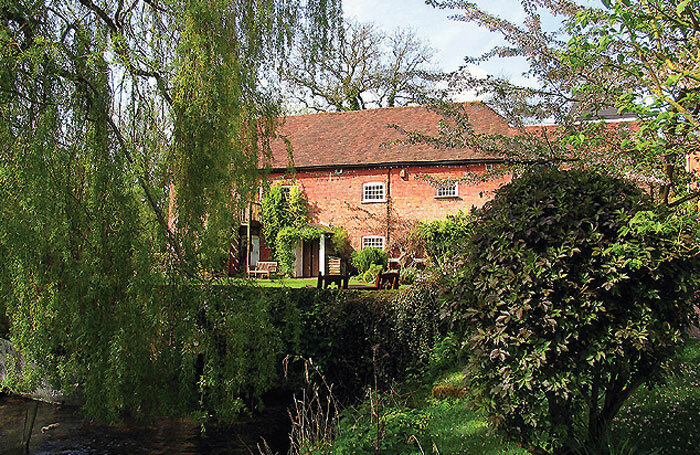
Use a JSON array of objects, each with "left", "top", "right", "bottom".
[
  {"left": 169, "top": 280, "right": 447, "bottom": 412},
  {"left": 265, "top": 280, "right": 446, "bottom": 398}
]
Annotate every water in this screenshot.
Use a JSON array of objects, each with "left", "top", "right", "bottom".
[{"left": 0, "top": 394, "right": 290, "bottom": 455}]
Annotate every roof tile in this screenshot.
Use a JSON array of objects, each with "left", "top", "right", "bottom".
[{"left": 266, "top": 103, "right": 514, "bottom": 169}]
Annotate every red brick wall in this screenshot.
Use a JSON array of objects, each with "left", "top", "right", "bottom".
[{"left": 266, "top": 164, "right": 509, "bottom": 252}]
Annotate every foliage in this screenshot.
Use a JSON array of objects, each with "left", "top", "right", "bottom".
[
  {"left": 417, "top": 210, "right": 474, "bottom": 266},
  {"left": 391, "top": 276, "right": 450, "bottom": 370},
  {"left": 425, "top": 333, "right": 463, "bottom": 379},
  {"left": 447, "top": 169, "right": 700, "bottom": 454},
  {"left": 362, "top": 264, "right": 384, "bottom": 284},
  {"left": 275, "top": 226, "right": 322, "bottom": 276},
  {"left": 261, "top": 183, "right": 309, "bottom": 256},
  {"left": 278, "top": 288, "right": 404, "bottom": 397},
  {"left": 0, "top": 0, "right": 340, "bottom": 421},
  {"left": 351, "top": 248, "right": 388, "bottom": 274},
  {"left": 307, "top": 338, "right": 700, "bottom": 455},
  {"left": 415, "top": 0, "right": 700, "bottom": 207},
  {"left": 0, "top": 303, "right": 8, "bottom": 338},
  {"left": 281, "top": 19, "right": 437, "bottom": 112},
  {"left": 399, "top": 266, "right": 419, "bottom": 285},
  {"left": 330, "top": 225, "right": 352, "bottom": 259}
]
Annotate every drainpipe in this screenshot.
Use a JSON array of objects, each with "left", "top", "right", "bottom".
[{"left": 386, "top": 167, "right": 392, "bottom": 249}]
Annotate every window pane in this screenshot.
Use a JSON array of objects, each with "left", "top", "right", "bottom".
[
  {"left": 436, "top": 182, "right": 458, "bottom": 198},
  {"left": 363, "top": 183, "right": 385, "bottom": 201},
  {"left": 362, "top": 236, "right": 385, "bottom": 249}
]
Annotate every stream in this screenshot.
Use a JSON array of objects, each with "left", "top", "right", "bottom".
[{"left": 0, "top": 394, "right": 291, "bottom": 455}]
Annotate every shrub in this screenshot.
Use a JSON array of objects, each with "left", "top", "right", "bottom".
[
  {"left": 391, "top": 275, "right": 449, "bottom": 371},
  {"left": 362, "top": 264, "right": 383, "bottom": 283},
  {"left": 449, "top": 169, "right": 700, "bottom": 453},
  {"left": 417, "top": 210, "right": 473, "bottom": 266},
  {"left": 330, "top": 226, "right": 352, "bottom": 260},
  {"left": 351, "top": 247, "right": 388, "bottom": 274},
  {"left": 0, "top": 304, "right": 8, "bottom": 338},
  {"left": 399, "top": 266, "right": 419, "bottom": 285}
]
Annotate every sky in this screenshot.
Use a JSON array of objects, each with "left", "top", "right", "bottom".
[
  {"left": 343, "top": 0, "right": 600, "bottom": 86},
  {"left": 343, "top": 0, "right": 525, "bottom": 77}
]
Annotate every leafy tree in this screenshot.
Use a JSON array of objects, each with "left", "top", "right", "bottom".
[
  {"left": 0, "top": 0, "right": 340, "bottom": 421},
  {"left": 411, "top": 0, "right": 700, "bottom": 207},
  {"left": 282, "top": 19, "right": 438, "bottom": 112},
  {"left": 448, "top": 169, "right": 700, "bottom": 454}
]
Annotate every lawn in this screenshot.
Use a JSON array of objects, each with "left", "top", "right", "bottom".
[
  {"left": 611, "top": 338, "right": 700, "bottom": 455},
  {"left": 326, "top": 339, "right": 700, "bottom": 455},
  {"left": 230, "top": 276, "right": 410, "bottom": 289}
]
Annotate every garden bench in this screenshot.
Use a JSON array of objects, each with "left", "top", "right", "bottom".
[
  {"left": 316, "top": 273, "right": 349, "bottom": 289},
  {"left": 345, "top": 272, "right": 400, "bottom": 290},
  {"left": 374, "top": 272, "right": 399, "bottom": 290},
  {"left": 247, "top": 261, "right": 278, "bottom": 279}
]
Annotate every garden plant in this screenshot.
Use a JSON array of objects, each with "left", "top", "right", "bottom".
[{"left": 446, "top": 169, "right": 700, "bottom": 454}]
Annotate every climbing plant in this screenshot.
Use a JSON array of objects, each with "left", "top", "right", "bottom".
[
  {"left": 261, "top": 183, "right": 309, "bottom": 256},
  {"left": 276, "top": 226, "right": 322, "bottom": 276}
]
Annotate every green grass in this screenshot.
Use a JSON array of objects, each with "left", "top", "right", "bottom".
[
  {"left": 323, "top": 339, "right": 700, "bottom": 455},
  {"left": 326, "top": 371, "right": 526, "bottom": 455},
  {"left": 611, "top": 339, "right": 700, "bottom": 455},
  {"left": 226, "top": 276, "right": 409, "bottom": 289}
]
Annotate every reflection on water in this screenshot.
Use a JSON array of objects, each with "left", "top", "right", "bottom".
[{"left": 0, "top": 395, "right": 289, "bottom": 455}]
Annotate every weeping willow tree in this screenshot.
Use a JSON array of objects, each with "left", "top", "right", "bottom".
[{"left": 0, "top": 0, "right": 341, "bottom": 421}]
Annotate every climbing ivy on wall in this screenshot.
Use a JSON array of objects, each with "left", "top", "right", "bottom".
[
  {"left": 260, "top": 183, "right": 309, "bottom": 256},
  {"left": 276, "top": 226, "right": 323, "bottom": 275}
]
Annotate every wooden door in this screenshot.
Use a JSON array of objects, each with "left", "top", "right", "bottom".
[
  {"left": 302, "top": 239, "right": 320, "bottom": 277},
  {"left": 311, "top": 239, "right": 320, "bottom": 277},
  {"left": 303, "top": 241, "right": 312, "bottom": 277}
]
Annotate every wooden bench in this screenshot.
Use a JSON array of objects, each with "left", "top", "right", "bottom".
[
  {"left": 375, "top": 272, "right": 399, "bottom": 290},
  {"left": 345, "top": 272, "right": 400, "bottom": 290},
  {"left": 247, "top": 261, "right": 278, "bottom": 279}
]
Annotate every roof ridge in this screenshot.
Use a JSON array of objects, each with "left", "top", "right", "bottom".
[{"left": 282, "top": 101, "right": 484, "bottom": 119}]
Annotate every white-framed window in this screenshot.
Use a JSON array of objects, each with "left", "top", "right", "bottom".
[
  {"left": 435, "top": 181, "right": 458, "bottom": 198},
  {"left": 485, "top": 163, "right": 495, "bottom": 172},
  {"left": 362, "top": 236, "right": 385, "bottom": 250},
  {"left": 362, "top": 182, "right": 386, "bottom": 202}
]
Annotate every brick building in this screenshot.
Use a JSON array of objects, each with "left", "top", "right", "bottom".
[{"left": 240, "top": 102, "right": 513, "bottom": 277}]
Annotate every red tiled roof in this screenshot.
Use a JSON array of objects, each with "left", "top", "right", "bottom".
[{"left": 265, "top": 103, "right": 514, "bottom": 170}]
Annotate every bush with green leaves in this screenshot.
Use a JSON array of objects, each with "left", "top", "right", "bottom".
[
  {"left": 362, "top": 263, "right": 384, "bottom": 283},
  {"left": 351, "top": 247, "right": 387, "bottom": 274},
  {"left": 417, "top": 210, "right": 473, "bottom": 266},
  {"left": 448, "top": 169, "right": 700, "bottom": 454},
  {"left": 399, "top": 266, "right": 419, "bottom": 285},
  {"left": 330, "top": 226, "right": 352, "bottom": 259}
]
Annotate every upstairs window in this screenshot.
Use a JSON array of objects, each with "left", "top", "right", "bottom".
[
  {"left": 436, "top": 181, "right": 458, "bottom": 198},
  {"left": 362, "top": 182, "right": 386, "bottom": 202},
  {"left": 362, "top": 236, "right": 385, "bottom": 250}
]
